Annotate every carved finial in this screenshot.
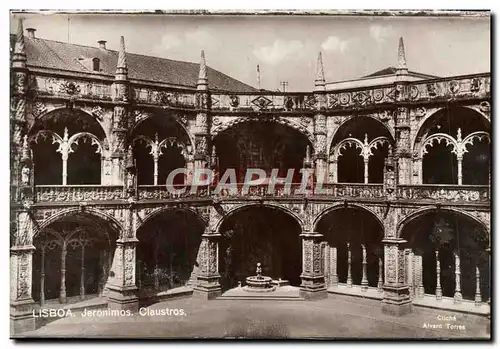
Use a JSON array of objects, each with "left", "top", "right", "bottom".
[
  {"left": 364, "top": 133, "right": 368, "bottom": 146},
  {"left": 14, "top": 18, "right": 26, "bottom": 55},
  {"left": 63, "top": 127, "right": 69, "bottom": 142},
  {"left": 197, "top": 50, "right": 208, "bottom": 90},
  {"left": 388, "top": 144, "right": 393, "bottom": 157},
  {"left": 211, "top": 145, "right": 217, "bottom": 159},
  {"left": 305, "top": 144, "right": 311, "bottom": 162},
  {"left": 117, "top": 36, "right": 127, "bottom": 69},
  {"left": 397, "top": 37, "right": 408, "bottom": 73},
  {"left": 457, "top": 128, "right": 462, "bottom": 143},
  {"left": 314, "top": 51, "right": 325, "bottom": 91},
  {"left": 154, "top": 132, "right": 159, "bottom": 145}
]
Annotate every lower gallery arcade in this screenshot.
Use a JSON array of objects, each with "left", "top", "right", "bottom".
[{"left": 27, "top": 204, "right": 490, "bottom": 313}]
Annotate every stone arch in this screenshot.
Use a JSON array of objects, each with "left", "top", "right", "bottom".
[
  {"left": 130, "top": 110, "right": 195, "bottom": 151},
  {"left": 328, "top": 114, "right": 395, "bottom": 155},
  {"left": 396, "top": 206, "right": 489, "bottom": 239},
  {"left": 28, "top": 107, "right": 108, "bottom": 143},
  {"left": 412, "top": 106, "right": 491, "bottom": 154},
  {"left": 35, "top": 207, "right": 123, "bottom": 239},
  {"left": 313, "top": 203, "right": 384, "bottom": 233},
  {"left": 215, "top": 202, "right": 304, "bottom": 233},
  {"left": 211, "top": 116, "right": 316, "bottom": 146},
  {"left": 138, "top": 206, "right": 207, "bottom": 232}
]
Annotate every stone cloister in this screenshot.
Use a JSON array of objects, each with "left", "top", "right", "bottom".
[{"left": 10, "top": 19, "right": 490, "bottom": 334}]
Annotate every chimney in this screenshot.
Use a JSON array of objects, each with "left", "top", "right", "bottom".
[
  {"left": 26, "top": 28, "right": 36, "bottom": 39},
  {"left": 98, "top": 40, "right": 107, "bottom": 50}
]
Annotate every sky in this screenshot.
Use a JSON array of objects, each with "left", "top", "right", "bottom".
[{"left": 10, "top": 12, "right": 490, "bottom": 92}]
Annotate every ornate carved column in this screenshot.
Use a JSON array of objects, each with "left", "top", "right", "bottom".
[
  {"left": 329, "top": 246, "right": 338, "bottom": 287},
  {"left": 475, "top": 264, "right": 482, "bottom": 306},
  {"left": 435, "top": 249, "right": 442, "bottom": 300},
  {"left": 394, "top": 38, "right": 412, "bottom": 185},
  {"left": 300, "top": 231, "right": 327, "bottom": 299},
  {"left": 10, "top": 197, "right": 37, "bottom": 334},
  {"left": 194, "top": 50, "right": 211, "bottom": 172},
  {"left": 153, "top": 134, "right": 159, "bottom": 186},
  {"left": 453, "top": 251, "right": 462, "bottom": 303},
  {"left": 111, "top": 36, "right": 131, "bottom": 185},
  {"left": 383, "top": 146, "right": 397, "bottom": 198},
  {"left": 377, "top": 257, "right": 383, "bottom": 292},
  {"left": 346, "top": 242, "right": 352, "bottom": 287},
  {"left": 322, "top": 242, "right": 330, "bottom": 287},
  {"left": 414, "top": 253, "right": 424, "bottom": 298},
  {"left": 406, "top": 249, "right": 413, "bottom": 298},
  {"left": 40, "top": 247, "right": 46, "bottom": 306},
  {"left": 11, "top": 18, "right": 28, "bottom": 198},
  {"left": 313, "top": 52, "right": 327, "bottom": 185},
  {"left": 106, "top": 203, "right": 139, "bottom": 312},
  {"left": 59, "top": 240, "right": 67, "bottom": 303},
  {"left": 382, "top": 238, "right": 412, "bottom": 316},
  {"left": 80, "top": 243, "right": 85, "bottom": 301},
  {"left": 456, "top": 128, "right": 463, "bottom": 185},
  {"left": 193, "top": 228, "right": 221, "bottom": 300},
  {"left": 361, "top": 244, "right": 368, "bottom": 291}
]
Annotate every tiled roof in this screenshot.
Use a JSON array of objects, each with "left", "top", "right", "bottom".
[
  {"left": 12, "top": 35, "right": 257, "bottom": 93},
  {"left": 364, "top": 66, "right": 438, "bottom": 79}
]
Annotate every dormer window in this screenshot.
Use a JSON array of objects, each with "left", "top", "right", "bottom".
[{"left": 92, "top": 58, "right": 100, "bottom": 72}]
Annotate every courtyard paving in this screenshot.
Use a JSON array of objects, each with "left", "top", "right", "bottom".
[{"left": 21, "top": 295, "right": 490, "bottom": 339}]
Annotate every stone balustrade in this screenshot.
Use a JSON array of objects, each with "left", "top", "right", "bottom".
[
  {"left": 31, "top": 73, "right": 490, "bottom": 112},
  {"left": 32, "top": 183, "right": 490, "bottom": 204},
  {"left": 35, "top": 185, "right": 124, "bottom": 202},
  {"left": 34, "top": 76, "right": 112, "bottom": 101},
  {"left": 397, "top": 184, "right": 489, "bottom": 203}
]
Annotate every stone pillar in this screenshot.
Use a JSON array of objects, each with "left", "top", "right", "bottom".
[
  {"left": 10, "top": 195, "right": 37, "bottom": 334},
  {"left": 414, "top": 254, "right": 424, "bottom": 298},
  {"left": 453, "top": 251, "right": 462, "bottom": 303},
  {"left": 361, "top": 244, "right": 368, "bottom": 291},
  {"left": 363, "top": 159, "right": 369, "bottom": 184},
  {"left": 59, "top": 240, "right": 67, "bottom": 303},
  {"left": 322, "top": 242, "right": 330, "bottom": 287},
  {"left": 106, "top": 205, "right": 139, "bottom": 312},
  {"left": 395, "top": 107, "right": 412, "bottom": 185},
  {"left": 80, "top": 244, "right": 85, "bottom": 301},
  {"left": 475, "top": 264, "right": 482, "bottom": 306},
  {"left": 329, "top": 246, "right": 338, "bottom": 287},
  {"left": 300, "top": 231, "right": 327, "bottom": 300},
  {"left": 10, "top": 245, "right": 36, "bottom": 335},
  {"left": 193, "top": 231, "right": 222, "bottom": 300},
  {"left": 382, "top": 239, "right": 412, "bottom": 316},
  {"left": 377, "top": 257, "right": 383, "bottom": 292},
  {"left": 435, "top": 249, "right": 442, "bottom": 300},
  {"left": 394, "top": 38, "right": 412, "bottom": 185},
  {"left": 457, "top": 156, "right": 463, "bottom": 185},
  {"left": 313, "top": 52, "right": 328, "bottom": 186},
  {"left": 40, "top": 247, "right": 46, "bottom": 306},
  {"left": 406, "top": 249, "right": 413, "bottom": 298},
  {"left": 346, "top": 242, "right": 352, "bottom": 287},
  {"left": 194, "top": 50, "right": 211, "bottom": 173},
  {"left": 111, "top": 36, "right": 130, "bottom": 186},
  {"left": 11, "top": 18, "right": 28, "bottom": 196}
]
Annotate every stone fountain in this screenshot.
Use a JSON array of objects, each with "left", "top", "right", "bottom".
[{"left": 243, "top": 263, "right": 276, "bottom": 293}]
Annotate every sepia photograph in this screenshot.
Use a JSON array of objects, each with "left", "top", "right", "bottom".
[{"left": 9, "top": 10, "right": 491, "bottom": 339}]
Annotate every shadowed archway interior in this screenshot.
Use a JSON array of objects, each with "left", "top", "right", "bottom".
[
  {"left": 218, "top": 206, "right": 302, "bottom": 291},
  {"left": 136, "top": 209, "right": 204, "bottom": 291}
]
